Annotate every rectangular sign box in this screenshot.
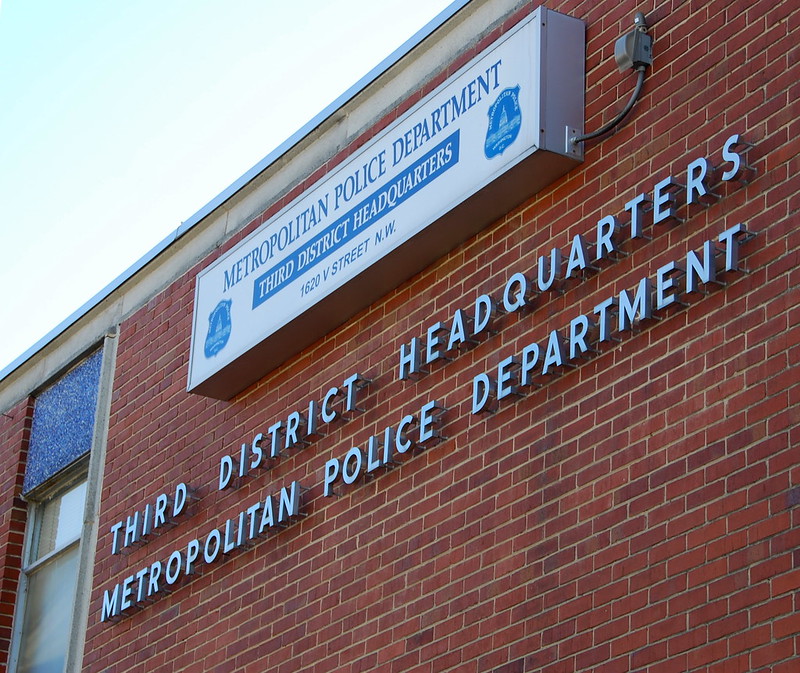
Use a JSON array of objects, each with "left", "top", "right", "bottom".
[{"left": 188, "top": 6, "right": 585, "bottom": 399}]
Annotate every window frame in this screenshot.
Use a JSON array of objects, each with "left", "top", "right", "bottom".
[
  {"left": 8, "top": 333, "right": 116, "bottom": 673},
  {"left": 8, "top": 459, "right": 90, "bottom": 673}
]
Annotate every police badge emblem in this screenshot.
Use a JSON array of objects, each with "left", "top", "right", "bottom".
[
  {"left": 484, "top": 85, "right": 522, "bottom": 159},
  {"left": 204, "top": 299, "right": 232, "bottom": 358}
]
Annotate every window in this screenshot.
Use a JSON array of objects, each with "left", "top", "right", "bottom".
[
  {"left": 9, "top": 340, "right": 114, "bottom": 673},
  {"left": 14, "top": 477, "right": 87, "bottom": 673}
]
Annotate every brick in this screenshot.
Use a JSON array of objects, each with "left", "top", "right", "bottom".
[{"left": 0, "top": 1, "right": 789, "bottom": 672}]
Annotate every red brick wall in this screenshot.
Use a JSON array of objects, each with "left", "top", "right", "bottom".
[
  {"left": 0, "top": 399, "right": 32, "bottom": 667},
  {"left": 84, "top": 0, "right": 800, "bottom": 671}
]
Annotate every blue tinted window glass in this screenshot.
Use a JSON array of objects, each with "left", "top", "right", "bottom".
[{"left": 23, "top": 349, "right": 103, "bottom": 494}]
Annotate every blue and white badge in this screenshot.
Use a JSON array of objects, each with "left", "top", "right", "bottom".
[
  {"left": 485, "top": 85, "right": 522, "bottom": 158},
  {"left": 204, "top": 299, "right": 232, "bottom": 358}
]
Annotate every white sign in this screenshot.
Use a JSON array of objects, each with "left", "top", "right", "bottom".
[{"left": 189, "top": 7, "right": 584, "bottom": 398}]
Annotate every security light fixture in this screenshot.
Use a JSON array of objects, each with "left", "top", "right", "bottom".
[
  {"left": 614, "top": 12, "right": 653, "bottom": 71},
  {"left": 571, "top": 11, "right": 653, "bottom": 145}
]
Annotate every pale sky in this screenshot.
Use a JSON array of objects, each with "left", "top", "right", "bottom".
[{"left": 0, "top": 0, "right": 457, "bottom": 375}]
